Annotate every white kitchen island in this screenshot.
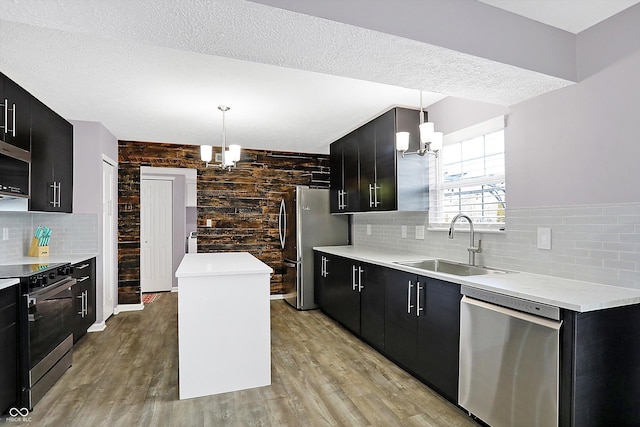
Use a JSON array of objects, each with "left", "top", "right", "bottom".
[{"left": 174, "top": 252, "right": 273, "bottom": 400}]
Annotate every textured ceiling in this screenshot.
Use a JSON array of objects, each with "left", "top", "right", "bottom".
[{"left": 0, "top": 0, "right": 582, "bottom": 153}]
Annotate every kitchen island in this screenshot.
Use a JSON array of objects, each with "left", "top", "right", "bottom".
[{"left": 174, "top": 252, "right": 273, "bottom": 400}]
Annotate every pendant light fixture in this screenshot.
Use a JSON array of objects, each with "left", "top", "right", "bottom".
[
  {"left": 200, "top": 105, "right": 241, "bottom": 170},
  {"left": 396, "top": 91, "right": 441, "bottom": 158}
]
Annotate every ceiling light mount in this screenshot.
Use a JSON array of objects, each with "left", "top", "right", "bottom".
[{"left": 200, "top": 105, "right": 241, "bottom": 170}]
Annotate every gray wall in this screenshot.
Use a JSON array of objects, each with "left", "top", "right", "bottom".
[
  {"left": 506, "top": 49, "right": 640, "bottom": 208},
  {"left": 72, "top": 120, "right": 118, "bottom": 322}
]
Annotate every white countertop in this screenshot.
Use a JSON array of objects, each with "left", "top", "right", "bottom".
[
  {"left": 0, "top": 278, "right": 19, "bottom": 291},
  {"left": 0, "top": 253, "right": 98, "bottom": 266},
  {"left": 314, "top": 245, "right": 640, "bottom": 313},
  {"left": 175, "top": 252, "right": 273, "bottom": 278}
]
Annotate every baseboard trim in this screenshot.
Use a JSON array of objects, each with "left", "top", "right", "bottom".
[
  {"left": 87, "top": 322, "right": 106, "bottom": 333},
  {"left": 114, "top": 303, "right": 145, "bottom": 314},
  {"left": 270, "top": 294, "right": 285, "bottom": 300}
]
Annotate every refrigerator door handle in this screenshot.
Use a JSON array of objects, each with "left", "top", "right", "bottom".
[{"left": 279, "top": 198, "right": 286, "bottom": 249}]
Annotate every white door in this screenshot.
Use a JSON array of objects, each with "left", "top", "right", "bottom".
[
  {"left": 140, "top": 179, "right": 173, "bottom": 292},
  {"left": 102, "top": 159, "right": 116, "bottom": 317}
]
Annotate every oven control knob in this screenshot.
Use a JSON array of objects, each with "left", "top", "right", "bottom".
[
  {"left": 36, "top": 275, "right": 47, "bottom": 287},
  {"left": 59, "top": 266, "right": 71, "bottom": 275},
  {"left": 49, "top": 272, "right": 57, "bottom": 280}
]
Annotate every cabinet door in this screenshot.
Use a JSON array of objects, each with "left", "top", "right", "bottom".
[
  {"left": 0, "top": 285, "right": 18, "bottom": 413},
  {"left": 329, "top": 141, "right": 344, "bottom": 213},
  {"left": 358, "top": 119, "right": 376, "bottom": 209},
  {"left": 373, "top": 109, "right": 397, "bottom": 210},
  {"left": 321, "top": 255, "right": 360, "bottom": 334},
  {"left": 29, "top": 100, "right": 73, "bottom": 212},
  {"left": 342, "top": 131, "right": 360, "bottom": 212},
  {"left": 360, "top": 263, "right": 385, "bottom": 350},
  {"left": 416, "top": 277, "right": 461, "bottom": 403},
  {"left": 71, "top": 258, "right": 96, "bottom": 342},
  {"left": 384, "top": 269, "right": 418, "bottom": 370},
  {"left": 1, "top": 75, "right": 32, "bottom": 151}
]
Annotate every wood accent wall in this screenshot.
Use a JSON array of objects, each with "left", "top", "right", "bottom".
[{"left": 118, "top": 140, "right": 330, "bottom": 304}]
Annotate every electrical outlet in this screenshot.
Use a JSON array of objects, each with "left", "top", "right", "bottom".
[
  {"left": 537, "top": 227, "right": 551, "bottom": 250},
  {"left": 206, "top": 219, "right": 212, "bottom": 227},
  {"left": 401, "top": 225, "right": 407, "bottom": 239},
  {"left": 415, "top": 226, "right": 425, "bottom": 240},
  {"left": 366, "top": 224, "right": 372, "bottom": 235},
  {"left": 2, "top": 228, "right": 8, "bottom": 240}
]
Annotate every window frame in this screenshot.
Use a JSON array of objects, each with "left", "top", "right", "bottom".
[{"left": 428, "top": 116, "right": 506, "bottom": 232}]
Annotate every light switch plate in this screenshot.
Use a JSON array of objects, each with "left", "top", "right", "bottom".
[
  {"left": 401, "top": 225, "right": 407, "bottom": 239},
  {"left": 366, "top": 224, "right": 372, "bottom": 235},
  {"left": 537, "top": 227, "right": 551, "bottom": 250},
  {"left": 415, "top": 225, "right": 425, "bottom": 240},
  {"left": 2, "top": 228, "right": 8, "bottom": 240}
]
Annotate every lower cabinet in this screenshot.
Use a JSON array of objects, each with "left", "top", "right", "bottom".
[
  {"left": 384, "top": 269, "right": 461, "bottom": 402},
  {"left": 0, "top": 284, "right": 18, "bottom": 414},
  {"left": 315, "top": 251, "right": 461, "bottom": 404},
  {"left": 71, "top": 258, "right": 96, "bottom": 343},
  {"left": 315, "top": 252, "right": 386, "bottom": 349}
]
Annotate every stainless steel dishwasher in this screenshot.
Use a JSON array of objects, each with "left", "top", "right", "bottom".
[{"left": 458, "top": 286, "right": 562, "bottom": 427}]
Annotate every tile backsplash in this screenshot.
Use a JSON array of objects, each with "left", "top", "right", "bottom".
[
  {"left": 352, "top": 202, "right": 640, "bottom": 290},
  {"left": 0, "top": 212, "right": 98, "bottom": 262}
]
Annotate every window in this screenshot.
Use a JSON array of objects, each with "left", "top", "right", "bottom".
[{"left": 428, "top": 116, "right": 506, "bottom": 231}]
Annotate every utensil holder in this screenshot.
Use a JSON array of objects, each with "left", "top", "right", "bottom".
[{"left": 28, "top": 237, "right": 49, "bottom": 257}]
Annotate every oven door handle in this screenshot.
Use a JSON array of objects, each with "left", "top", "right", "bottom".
[{"left": 27, "top": 277, "right": 77, "bottom": 304}]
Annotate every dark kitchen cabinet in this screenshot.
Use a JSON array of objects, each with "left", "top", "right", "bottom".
[
  {"left": 330, "top": 131, "right": 360, "bottom": 213},
  {"left": 0, "top": 284, "right": 19, "bottom": 414},
  {"left": 415, "top": 277, "right": 461, "bottom": 402},
  {"left": 315, "top": 252, "right": 385, "bottom": 347},
  {"left": 359, "top": 263, "right": 386, "bottom": 351},
  {"left": 317, "top": 254, "right": 360, "bottom": 334},
  {"left": 384, "top": 269, "right": 461, "bottom": 402},
  {"left": 29, "top": 99, "right": 73, "bottom": 213},
  {"left": 0, "top": 73, "right": 32, "bottom": 152},
  {"left": 329, "top": 107, "right": 428, "bottom": 213},
  {"left": 559, "top": 304, "right": 640, "bottom": 427},
  {"left": 71, "top": 258, "right": 96, "bottom": 342},
  {"left": 359, "top": 110, "right": 396, "bottom": 211}
]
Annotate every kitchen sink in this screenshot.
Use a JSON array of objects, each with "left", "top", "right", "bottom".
[{"left": 393, "top": 259, "right": 510, "bottom": 276}]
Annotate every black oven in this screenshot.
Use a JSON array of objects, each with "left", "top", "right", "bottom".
[
  {"left": 0, "top": 140, "right": 30, "bottom": 199},
  {"left": 0, "top": 263, "right": 75, "bottom": 410}
]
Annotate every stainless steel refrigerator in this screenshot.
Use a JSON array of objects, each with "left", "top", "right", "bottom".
[{"left": 279, "top": 186, "right": 348, "bottom": 310}]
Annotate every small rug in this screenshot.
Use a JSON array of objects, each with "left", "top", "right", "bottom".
[{"left": 142, "top": 293, "right": 159, "bottom": 304}]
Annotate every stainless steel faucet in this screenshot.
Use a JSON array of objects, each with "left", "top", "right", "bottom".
[{"left": 449, "top": 213, "right": 482, "bottom": 266}]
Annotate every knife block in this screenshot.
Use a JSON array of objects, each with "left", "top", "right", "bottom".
[{"left": 28, "top": 238, "right": 49, "bottom": 257}]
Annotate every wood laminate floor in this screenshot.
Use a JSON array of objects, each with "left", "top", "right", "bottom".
[{"left": 7, "top": 293, "right": 477, "bottom": 427}]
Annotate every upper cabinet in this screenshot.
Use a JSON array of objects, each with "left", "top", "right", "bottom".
[
  {"left": 0, "top": 72, "right": 74, "bottom": 213},
  {"left": 330, "top": 107, "right": 429, "bottom": 213},
  {"left": 30, "top": 100, "right": 73, "bottom": 212},
  {"left": 0, "top": 75, "right": 32, "bottom": 152}
]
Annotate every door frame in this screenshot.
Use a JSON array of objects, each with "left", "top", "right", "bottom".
[
  {"left": 140, "top": 176, "right": 174, "bottom": 293},
  {"left": 101, "top": 155, "right": 118, "bottom": 322}
]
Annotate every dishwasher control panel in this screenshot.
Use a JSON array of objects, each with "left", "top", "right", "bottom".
[{"left": 461, "top": 286, "right": 560, "bottom": 320}]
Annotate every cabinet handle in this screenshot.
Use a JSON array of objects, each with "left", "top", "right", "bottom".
[
  {"left": 374, "top": 183, "right": 380, "bottom": 207},
  {"left": 76, "top": 276, "right": 90, "bottom": 282},
  {"left": 1, "top": 99, "right": 7, "bottom": 135},
  {"left": 407, "top": 280, "right": 414, "bottom": 314},
  {"left": 50, "top": 182, "right": 60, "bottom": 207},
  {"left": 84, "top": 290, "right": 88, "bottom": 317},
  {"left": 75, "top": 264, "right": 90, "bottom": 270},
  {"left": 417, "top": 282, "right": 424, "bottom": 317},
  {"left": 9, "top": 103, "right": 16, "bottom": 137},
  {"left": 58, "top": 181, "right": 62, "bottom": 207},
  {"left": 77, "top": 293, "right": 85, "bottom": 316},
  {"left": 338, "top": 190, "right": 346, "bottom": 210},
  {"left": 358, "top": 267, "right": 364, "bottom": 292},
  {"left": 369, "top": 183, "right": 374, "bottom": 208},
  {"left": 352, "top": 265, "right": 358, "bottom": 291}
]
